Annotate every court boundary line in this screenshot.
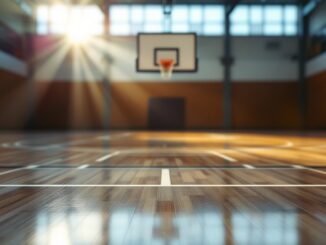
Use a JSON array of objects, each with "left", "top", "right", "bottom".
[
  {"left": 0, "top": 164, "right": 326, "bottom": 169},
  {"left": 293, "top": 165, "right": 326, "bottom": 175},
  {"left": 0, "top": 184, "right": 325, "bottom": 188},
  {"left": 96, "top": 151, "right": 120, "bottom": 162},
  {"left": 207, "top": 151, "right": 237, "bottom": 162}
]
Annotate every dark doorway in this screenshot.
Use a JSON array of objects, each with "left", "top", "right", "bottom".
[{"left": 148, "top": 97, "right": 185, "bottom": 130}]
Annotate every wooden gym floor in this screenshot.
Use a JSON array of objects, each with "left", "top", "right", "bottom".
[{"left": 0, "top": 131, "right": 325, "bottom": 244}]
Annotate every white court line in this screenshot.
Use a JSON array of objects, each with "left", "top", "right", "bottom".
[
  {"left": 96, "top": 151, "right": 120, "bottom": 162},
  {"left": 0, "top": 159, "right": 63, "bottom": 176},
  {"left": 161, "top": 169, "right": 171, "bottom": 186},
  {"left": 293, "top": 165, "right": 326, "bottom": 175},
  {"left": 97, "top": 133, "right": 132, "bottom": 140},
  {"left": 0, "top": 168, "right": 27, "bottom": 176},
  {"left": 293, "top": 165, "right": 305, "bottom": 169},
  {"left": 243, "top": 164, "right": 255, "bottom": 169},
  {"left": 208, "top": 151, "right": 237, "bottom": 162},
  {"left": 0, "top": 184, "right": 325, "bottom": 188},
  {"left": 310, "top": 169, "right": 326, "bottom": 175},
  {"left": 3, "top": 166, "right": 318, "bottom": 170},
  {"left": 77, "top": 164, "right": 89, "bottom": 170}
]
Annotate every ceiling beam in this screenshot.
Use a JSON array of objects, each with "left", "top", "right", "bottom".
[
  {"left": 226, "top": 0, "right": 241, "bottom": 16},
  {"left": 303, "top": 0, "right": 323, "bottom": 16}
]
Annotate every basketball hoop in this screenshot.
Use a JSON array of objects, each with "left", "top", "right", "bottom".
[{"left": 159, "top": 58, "right": 175, "bottom": 79}]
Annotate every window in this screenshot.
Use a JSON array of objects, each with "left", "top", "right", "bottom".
[
  {"left": 171, "top": 5, "right": 189, "bottom": 32},
  {"left": 231, "top": 5, "right": 298, "bottom": 36},
  {"left": 109, "top": 4, "right": 225, "bottom": 36},
  {"left": 231, "top": 6, "right": 249, "bottom": 35},
  {"left": 36, "top": 5, "right": 104, "bottom": 36},
  {"left": 36, "top": 4, "right": 298, "bottom": 37},
  {"left": 109, "top": 4, "right": 297, "bottom": 36},
  {"left": 36, "top": 5, "right": 49, "bottom": 34},
  {"left": 264, "top": 6, "right": 283, "bottom": 35},
  {"left": 284, "top": 6, "right": 298, "bottom": 36},
  {"left": 203, "top": 6, "right": 224, "bottom": 35},
  {"left": 144, "top": 5, "right": 164, "bottom": 32}
]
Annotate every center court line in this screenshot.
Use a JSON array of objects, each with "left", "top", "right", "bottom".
[
  {"left": 161, "top": 169, "right": 171, "bottom": 186},
  {"left": 0, "top": 184, "right": 325, "bottom": 188},
  {"left": 96, "top": 151, "right": 120, "bottom": 162},
  {"left": 208, "top": 151, "right": 237, "bottom": 162}
]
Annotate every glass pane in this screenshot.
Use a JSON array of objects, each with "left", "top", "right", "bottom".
[
  {"left": 37, "top": 22, "right": 48, "bottom": 35},
  {"left": 265, "top": 6, "right": 282, "bottom": 23},
  {"left": 284, "top": 24, "right": 297, "bottom": 35},
  {"left": 204, "top": 6, "right": 224, "bottom": 22},
  {"left": 284, "top": 6, "right": 297, "bottom": 23},
  {"left": 231, "top": 23, "right": 250, "bottom": 35},
  {"left": 50, "top": 23, "right": 66, "bottom": 34},
  {"left": 70, "top": 7, "right": 84, "bottom": 24},
  {"left": 250, "top": 6, "right": 263, "bottom": 23},
  {"left": 250, "top": 24, "right": 263, "bottom": 35},
  {"left": 131, "top": 5, "right": 143, "bottom": 23},
  {"left": 131, "top": 24, "right": 143, "bottom": 35},
  {"left": 68, "top": 7, "right": 83, "bottom": 33},
  {"left": 110, "top": 23, "right": 130, "bottom": 35},
  {"left": 37, "top": 6, "right": 49, "bottom": 22},
  {"left": 189, "top": 24, "right": 203, "bottom": 34},
  {"left": 171, "top": 23, "right": 189, "bottom": 32},
  {"left": 110, "top": 5, "right": 129, "bottom": 23},
  {"left": 203, "top": 23, "right": 224, "bottom": 35},
  {"left": 172, "top": 6, "right": 188, "bottom": 22},
  {"left": 231, "top": 6, "right": 248, "bottom": 23},
  {"left": 50, "top": 5, "right": 68, "bottom": 24},
  {"left": 84, "top": 6, "right": 104, "bottom": 23},
  {"left": 264, "top": 23, "right": 282, "bottom": 35},
  {"left": 144, "top": 23, "right": 163, "bottom": 32},
  {"left": 190, "top": 5, "right": 202, "bottom": 23},
  {"left": 89, "top": 24, "right": 104, "bottom": 35},
  {"left": 145, "top": 5, "right": 163, "bottom": 22}
]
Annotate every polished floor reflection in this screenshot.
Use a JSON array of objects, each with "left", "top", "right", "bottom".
[
  {"left": 0, "top": 187, "right": 325, "bottom": 245},
  {"left": 0, "top": 132, "right": 325, "bottom": 244}
]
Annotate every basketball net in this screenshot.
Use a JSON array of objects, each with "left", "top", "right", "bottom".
[{"left": 159, "top": 59, "right": 175, "bottom": 79}]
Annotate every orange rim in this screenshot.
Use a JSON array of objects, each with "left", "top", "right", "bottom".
[{"left": 159, "top": 59, "right": 174, "bottom": 70}]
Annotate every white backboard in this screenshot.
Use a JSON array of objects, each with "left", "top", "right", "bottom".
[{"left": 136, "top": 33, "right": 197, "bottom": 72}]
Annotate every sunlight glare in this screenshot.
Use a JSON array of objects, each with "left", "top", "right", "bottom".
[
  {"left": 67, "top": 8, "right": 91, "bottom": 44},
  {"left": 68, "top": 25, "right": 92, "bottom": 44}
]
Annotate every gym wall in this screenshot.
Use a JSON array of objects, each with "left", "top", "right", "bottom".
[
  {"left": 0, "top": 2, "right": 326, "bottom": 130},
  {"left": 30, "top": 36, "right": 300, "bottom": 130},
  {"left": 0, "top": 1, "right": 28, "bottom": 129},
  {"left": 306, "top": 0, "right": 326, "bottom": 129}
]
